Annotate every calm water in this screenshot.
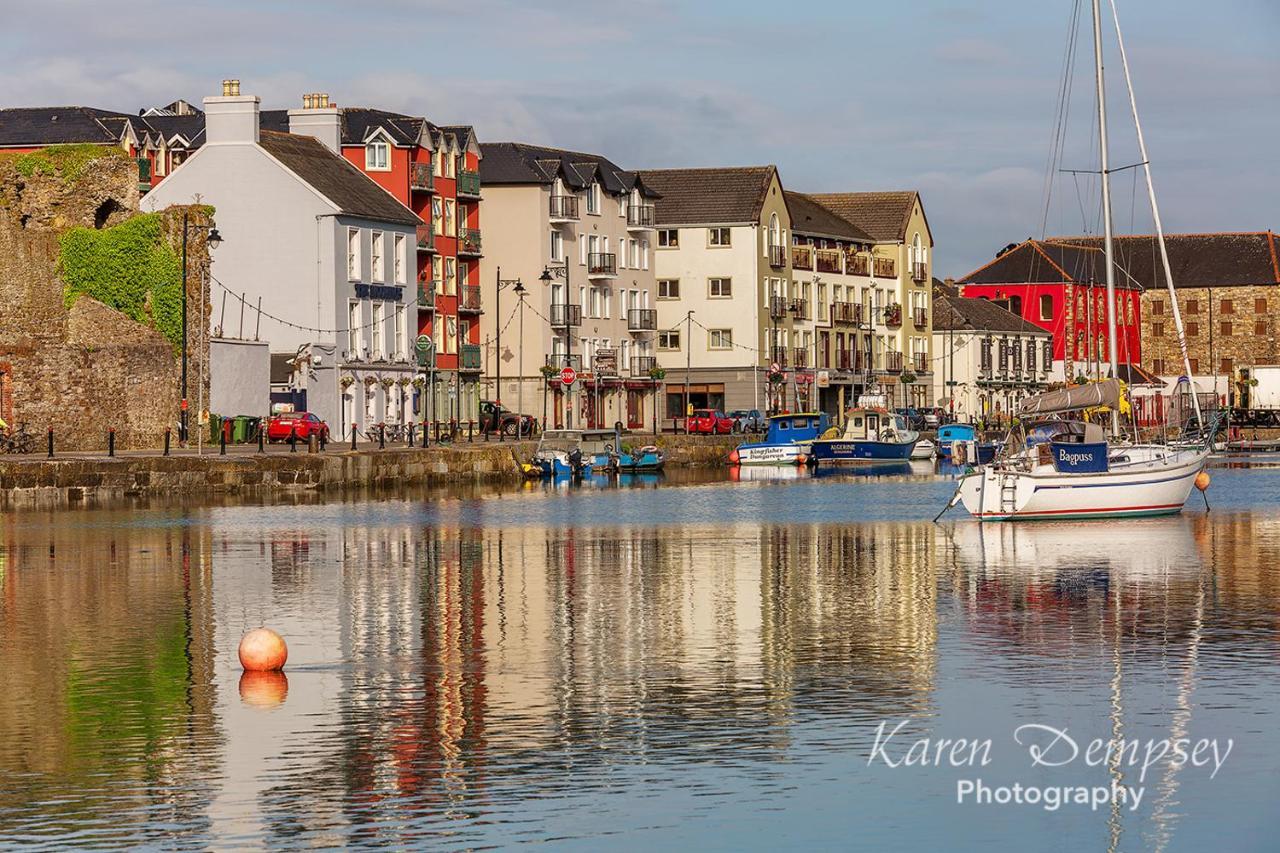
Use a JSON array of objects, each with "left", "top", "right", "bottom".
[{"left": 1, "top": 461, "right": 1279, "bottom": 850}]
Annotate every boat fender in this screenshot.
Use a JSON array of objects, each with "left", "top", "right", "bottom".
[
  {"left": 954, "top": 442, "right": 967, "bottom": 466},
  {"left": 1195, "top": 471, "right": 1210, "bottom": 491},
  {"left": 728, "top": 448, "right": 740, "bottom": 464}
]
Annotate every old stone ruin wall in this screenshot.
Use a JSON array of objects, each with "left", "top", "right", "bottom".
[{"left": 0, "top": 146, "right": 210, "bottom": 450}]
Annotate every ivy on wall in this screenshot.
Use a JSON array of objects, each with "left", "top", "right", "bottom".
[
  {"left": 59, "top": 213, "right": 184, "bottom": 349},
  {"left": 6, "top": 143, "right": 128, "bottom": 182}
]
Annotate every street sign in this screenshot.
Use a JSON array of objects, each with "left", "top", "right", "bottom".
[
  {"left": 415, "top": 334, "right": 433, "bottom": 353},
  {"left": 594, "top": 348, "right": 618, "bottom": 377},
  {"left": 560, "top": 366, "right": 577, "bottom": 386}
]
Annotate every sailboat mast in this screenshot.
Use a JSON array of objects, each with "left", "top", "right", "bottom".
[
  {"left": 1091, "top": 0, "right": 1121, "bottom": 436},
  {"left": 1107, "top": 0, "right": 1203, "bottom": 426}
]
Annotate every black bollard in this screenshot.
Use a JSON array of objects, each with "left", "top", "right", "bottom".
[
  {"left": 351, "top": 423, "right": 357, "bottom": 451},
  {"left": 164, "top": 427, "right": 171, "bottom": 456},
  {"left": 258, "top": 424, "right": 265, "bottom": 453},
  {"left": 468, "top": 420, "right": 474, "bottom": 442},
  {"left": 319, "top": 429, "right": 327, "bottom": 451},
  {"left": 484, "top": 419, "right": 490, "bottom": 442},
  {"left": 289, "top": 425, "right": 297, "bottom": 453},
  {"left": 434, "top": 421, "right": 440, "bottom": 443},
  {"left": 47, "top": 428, "right": 54, "bottom": 459},
  {"left": 108, "top": 428, "right": 115, "bottom": 457},
  {"left": 220, "top": 425, "right": 227, "bottom": 455},
  {"left": 379, "top": 424, "right": 385, "bottom": 449},
  {"left": 408, "top": 422, "right": 416, "bottom": 447}
]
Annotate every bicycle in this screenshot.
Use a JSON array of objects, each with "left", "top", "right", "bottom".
[
  {"left": 361, "top": 422, "right": 408, "bottom": 443},
  {"left": 1, "top": 422, "right": 37, "bottom": 455}
]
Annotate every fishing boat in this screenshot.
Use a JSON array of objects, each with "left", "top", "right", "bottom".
[
  {"left": 730, "top": 412, "right": 830, "bottom": 466},
  {"left": 591, "top": 443, "right": 665, "bottom": 473},
  {"left": 935, "top": 423, "right": 998, "bottom": 465},
  {"left": 808, "top": 408, "right": 918, "bottom": 466},
  {"left": 524, "top": 429, "right": 588, "bottom": 478},
  {"left": 910, "top": 438, "right": 937, "bottom": 460}
]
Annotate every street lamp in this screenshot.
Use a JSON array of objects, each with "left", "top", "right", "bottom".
[
  {"left": 494, "top": 267, "right": 523, "bottom": 441},
  {"left": 181, "top": 212, "right": 222, "bottom": 445},
  {"left": 539, "top": 263, "right": 573, "bottom": 429}
]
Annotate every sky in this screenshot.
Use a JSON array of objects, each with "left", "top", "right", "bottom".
[{"left": 2, "top": 0, "right": 1276, "bottom": 277}]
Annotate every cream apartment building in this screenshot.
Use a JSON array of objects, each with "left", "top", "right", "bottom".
[
  {"left": 479, "top": 143, "right": 661, "bottom": 429},
  {"left": 638, "top": 166, "right": 800, "bottom": 416}
]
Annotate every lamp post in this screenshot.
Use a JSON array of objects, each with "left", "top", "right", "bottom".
[
  {"left": 493, "top": 267, "right": 523, "bottom": 441},
  {"left": 539, "top": 263, "right": 573, "bottom": 429},
  {"left": 514, "top": 280, "right": 527, "bottom": 438},
  {"left": 684, "top": 310, "right": 694, "bottom": 434},
  {"left": 180, "top": 212, "right": 222, "bottom": 445}
]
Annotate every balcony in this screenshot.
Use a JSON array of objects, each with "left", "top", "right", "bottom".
[
  {"left": 416, "top": 225, "right": 436, "bottom": 253},
  {"left": 549, "top": 194, "right": 579, "bottom": 222},
  {"left": 417, "top": 279, "right": 437, "bottom": 310},
  {"left": 791, "top": 348, "right": 809, "bottom": 369},
  {"left": 458, "top": 228, "right": 482, "bottom": 256},
  {"left": 912, "top": 307, "right": 928, "bottom": 328},
  {"left": 789, "top": 297, "right": 808, "bottom": 319},
  {"left": 874, "top": 257, "right": 897, "bottom": 278},
  {"left": 587, "top": 252, "right": 617, "bottom": 278},
  {"left": 769, "top": 295, "right": 788, "bottom": 320},
  {"left": 627, "top": 308, "right": 657, "bottom": 332},
  {"left": 791, "top": 245, "right": 813, "bottom": 270},
  {"left": 911, "top": 261, "right": 928, "bottom": 282},
  {"left": 832, "top": 301, "right": 862, "bottom": 325},
  {"left": 460, "top": 343, "right": 481, "bottom": 371},
  {"left": 545, "top": 353, "right": 583, "bottom": 371},
  {"left": 411, "top": 162, "right": 435, "bottom": 192},
  {"left": 457, "top": 169, "right": 481, "bottom": 198},
  {"left": 882, "top": 304, "right": 902, "bottom": 327},
  {"left": 626, "top": 203, "right": 655, "bottom": 230},
  {"left": 459, "top": 285, "right": 482, "bottom": 313},
  {"left": 550, "top": 303, "right": 582, "bottom": 328},
  {"left": 768, "top": 244, "right": 786, "bottom": 268},
  {"left": 846, "top": 253, "right": 870, "bottom": 276},
  {"left": 815, "top": 249, "right": 842, "bottom": 274},
  {"left": 137, "top": 157, "right": 151, "bottom": 192},
  {"left": 630, "top": 355, "right": 657, "bottom": 376},
  {"left": 836, "top": 349, "right": 865, "bottom": 372},
  {"left": 416, "top": 349, "right": 435, "bottom": 368},
  {"left": 913, "top": 352, "right": 929, "bottom": 373},
  {"left": 770, "top": 346, "right": 789, "bottom": 367},
  {"left": 885, "top": 351, "right": 904, "bottom": 374}
]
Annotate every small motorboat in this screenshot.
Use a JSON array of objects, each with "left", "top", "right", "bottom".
[
  {"left": 808, "top": 408, "right": 918, "bottom": 467},
  {"left": 525, "top": 430, "right": 589, "bottom": 478},
  {"left": 936, "top": 423, "right": 998, "bottom": 465},
  {"left": 910, "top": 438, "right": 937, "bottom": 460},
  {"left": 732, "top": 412, "right": 830, "bottom": 466},
  {"left": 592, "top": 443, "right": 665, "bottom": 473}
]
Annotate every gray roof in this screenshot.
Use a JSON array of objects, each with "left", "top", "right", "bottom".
[
  {"left": 258, "top": 131, "right": 420, "bottom": 226},
  {"left": 637, "top": 166, "right": 778, "bottom": 226},
  {"left": 785, "top": 191, "right": 874, "bottom": 242},
  {"left": 805, "top": 191, "right": 924, "bottom": 242},
  {"left": 958, "top": 240, "right": 1142, "bottom": 291},
  {"left": 932, "top": 283, "right": 1049, "bottom": 334},
  {"left": 480, "top": 142, "right": 656, "bottom": 196},
  {"left": 0, "top": 106, "right": 138, "bottom": 146},
  {"left": 1049, "top": 233, "right": 1280, "bottom": 290}
]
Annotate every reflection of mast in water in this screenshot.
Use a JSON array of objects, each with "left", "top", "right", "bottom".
[{"left": 1106, "top": 579, "right": 1125, "bottom": 853}]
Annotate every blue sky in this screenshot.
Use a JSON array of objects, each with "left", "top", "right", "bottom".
[{"left": 3, "top": 0, "right": 1276, "bottom": 276}]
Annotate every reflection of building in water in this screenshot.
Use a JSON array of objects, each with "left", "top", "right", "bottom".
[{"left": 0, "top": 517, "right": 218, "bottom": 837}]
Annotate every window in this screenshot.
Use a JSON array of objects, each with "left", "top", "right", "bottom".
[
  {"left": 603, "top": 288, "right": 612, "bottom": 319},
  {"left": 658, "top": 330, "right": 680, "bottom": 350},
  {"left": 1151, "top": 358, "right": 1166, "bottom": 374},
  {"left": 1221, "top": 357, "right": 1233, "bottom": 373},
  {"left": 658, "top": 279, "right": 680, "bottom": 299},
  {"left": 393, "top": 234, "right": 405, "bottom": 283},
  {"left": 709, "top": 277, "right": 732, "bottom": 298},
  {"left": 1221, "top": 299, "right": 1234, "bottom": 314},
  {"left": 431, "top": 197, "right": 443, "bottom": 233},
  {"left": 768, "top": 213, "right": 781, "bottom": 249},
  {"left": 1151, "top": 298, "right": 1164, "bottom": 316},
  {"left": 550, "top": 229, "right": 563, "bottom": 261},
  {"left": 444, "top": 200, "right": 456, "bottom": 236},
  {"left": 629, "top": 239, "right": 640, "bottom": 268},
  {"left": 394, "top": 304, "right": 405, "bottom": 357},
  {"left": 1008, "top": 295, "right": 1022, "bottom": 316},
  {"left": 1186, "top": 321, "right": 1199, "bottom": 337},
  {"left": 1256, "top": 298, "right": 1268, "bottom": 314},
  {"left": 658, "top": 229, "right": 679, "bottom": 248},
  {"left": 587, "top": 182, "right": 600, "bottom": 215},
  {"left": 1188, "top": 358, "right": 1199, "bottom": 373},
  {"left": 640, "top": 238, "right": 649, "bottom": 269},
  {"left": 1258, "top": 320, "right": 1270, "bottom": 337},
  {"left": 347, "top": 228, "right": 360, "bottom": 280},
  {"left": 371, "top": 232, "right": 384, "bottom": 282},
  {"left": 348, "top": 301, "right": 360, "bottom": 354},
  {"left": 1185, "top": 299, "right": 1199, "bottom": 314},
  {"left": 371, "top": 302, "right": 384, "bottom": 357},
  {"left": 708, "top": 227, "right": 731, "bottom": 247},
  {"left": 445, "top": 257, "right": 456, "bottom": 295},
  {"left": 1221, "top": 321, "right": 1232, "bottom": 337},
  {"left": 709, "top": 329, "right": 733, "bottom": 349},
  {"left": 1152, "top": 322, "right": 1164, "bottom": 337},
  {"left": 365, "top": 140, "right": 389, "bottom": 170},
  {"left": 1039, "top": 294, "right": 1053, "bottom": 321}
]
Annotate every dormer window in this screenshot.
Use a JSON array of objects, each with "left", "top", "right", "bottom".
[{"left": 365, "top": 140, "right": 389, "bottom": 171}]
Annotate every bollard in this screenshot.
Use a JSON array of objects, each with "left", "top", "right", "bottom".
[
  {"left": 308, "top": 433, "right": 318, "bottom": 454},
  {"left": 379, "top": 424, "right": 385, "bottom": 450},
  {"left": 289, "top": 426, "right": 297, "bottom": 453},
  {"left": 220, "top": 425, "right": 227, "bottom": 455},
  {"left": 434, "top": 421, "right": 440, "bottom": 443},
  {"left": 422, "top": 419, "right": 430, "bottom": 448},
  {"left": 108, "top": 428, "right": 115, "bottom": 457},
  {"left": 164, "top": 427, "right": 171, "bottom": 456},
  {"left": 468, "top": 420, "right": 474, "bottom": 442},
  {"left": 351, "top": 423, "right": 357, "bottom": 451},
  {"left": 319, "top": 429, "right": 327, "bottom": 451},
  {"left": 258, "top": 424, "right": 265, "bottom": 453},
  {"left": 498, "top": 414, "right": 503, "bottom": 443},
  {"left": 408, "top": 422, "right": 416, "bottom": 448},
  {"left": 47, "top": 428, "right": 54, "bottom": 459},
  {"left": 484, "top": 419, "right": 490, "bottom": 442}
]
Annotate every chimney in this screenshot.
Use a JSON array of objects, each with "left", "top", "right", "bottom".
[
  {"left": 204, "top": 79, "right": 259, "bottom": 144},
  {"left": 288, "top": 92, "right": 341, "bottom": 154}
]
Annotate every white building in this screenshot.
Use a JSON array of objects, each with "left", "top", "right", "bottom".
[{"left": 145, "top": 82, "right": 422, "bottom": 438}]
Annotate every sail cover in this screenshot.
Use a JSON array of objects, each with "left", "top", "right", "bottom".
[{"left": 1019, "top": 379, "right": 1121, "bottom": 415}]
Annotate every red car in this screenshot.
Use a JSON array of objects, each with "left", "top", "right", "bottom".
[
  {"left": 687, "top": 408, "right": 735, "bottom": 435},
  {"left": 266, "top": 411, "right": 329, "bottom": 442}
]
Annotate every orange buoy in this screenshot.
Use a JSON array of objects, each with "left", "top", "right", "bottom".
[
  {"left": 728, "top": 448, "right": 740, "bottom": 465},
  {"left": 239, "top": 670, "right": 289, "bottom": 707},
  {"left": 238, "top": 627, "right": 288, "bottom": 672},
  {"left": 1195, "top": 471, "right": 1211, "bottom": 492}
]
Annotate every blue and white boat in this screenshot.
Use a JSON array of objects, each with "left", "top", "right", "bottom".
[
  {"left": 525, "top": 430, "right": 588, "bottom": 478},
  {"left": 731, "top": 413, "right": 830, "bottom": 466},
  {"left": 936, "top": 423, "right": 998, "bottom": 465},
  {"left": 592, "top": 443, "right": 665, "bottom": 473},
  {"left": 808, "top": 408, "right": 918, "bottom": 466}
]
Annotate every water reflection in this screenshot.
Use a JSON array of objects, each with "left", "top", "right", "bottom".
[{"left": 0, "top": 496, "right": 1277, "bottom": 849}]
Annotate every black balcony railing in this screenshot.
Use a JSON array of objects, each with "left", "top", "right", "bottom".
[
  {"left": 459, "top": 285, "right": 482, "bottom": 312},
  {"left": 874, "top": 257, "right": 897, "bottom": 278},
  {"left": 411, "top": 162, "right": 435, "bottom": 191},
  {"left": 457, "top": 170, "right": 481, "bottom": 197},
  {"left": 911, "top": 261, "right": 928, "bottom": 282},
  {"left": 846, "top": 253, "right": 870, "bottom": 276},
  {"left": 815, "top": 250, "right": 841, "bottom": 274},
  {"left": 627, "top": 308, "right": 657, "bottom": 331},
  {"left": 587, "top": 252, "right": 617, "bottom": 276},
  {"left": 791, "top": 348, "right": 809, "bottom": 368},
  {"left": 417, "top": 279, "right": 436, "bottom": 309},
  {"left": 630, "top": 356, "right": 657, "bottom": 376},
  {"left": 550, "top": 303, "right": 583, "bottom": 328},
  {"left": 789, "top": 297, "right": 808, "bottom": 319},
  {"left": 458, "top": 228, "right": 482, "bottom": 255},
  {"left": 791, "top": 246, "right": 813, "bottom": 270},
  {"left": 460, "top": 343, "right": 481, "bottom": 371},
  {"left": 836, "top": 349, "right": 866, "bottom": 372},
  {"left": 885, "top": 351, "right": 904, "bottom": 374},
  {"left": 912, "top": 307, "right": 928, "bottom": 327},
  {"left": 769, "top": 296, "right": 788, "bottom": 320},
  {"left": 416, "top": 225, "right": 436, "bottom": 253},
  {"left": 546, "top": 353, "right": 583, "bottom": 370},
  {"left": 626, "top": 204, "right": 655, "bottom": 229},
  {"left": 549, "top": 195, "right": 579, "bottom": 220},
  {"left": 832, "top": 301, "right": 862, "bottom": 325},
  {"left": 913, "top": 352, "right": 928, "bottom": 373},
  {"left": 768, "top": 244, "right": 786, "bottom": 268},
  {"left": 770, "top": 346, "right": 789, "bottom": 367}
]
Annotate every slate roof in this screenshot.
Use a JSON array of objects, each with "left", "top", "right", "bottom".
[
  {"left": 805, "top": 191, "right": 922, "bottom": 242},
  {"left": 1049, "top": 233, "right": 1280, "bottom": 290},
  {"left": 932, "top": 281, "right": 1048, "bottom": 334},
  {"left": 481, "top": 142, "right": 657, "bottom": 196},
  {"left": 636, "top": 166, "right": 778, "bottom": 226},
  {"left": 257, "top": 131, "right": 420, "bottom": 226},
  {"left": 0, "top": 106, "right": 139, "bottom": 146},
  {"left": 785, "top": 191, "right": 873, "bottom": 242},
  {"left": 958, "top": 240, "right": 1137, "bottom": 290}
]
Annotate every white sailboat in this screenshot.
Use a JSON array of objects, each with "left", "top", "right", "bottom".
[{"left": 945, "top": 0, "right": 1215, "bottom": 522}]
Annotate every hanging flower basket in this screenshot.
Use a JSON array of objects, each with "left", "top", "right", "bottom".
[
  {"left": 397, "top": 376, "right": 412, "bottom": 387},
  {"left": 767, "top": 369, "right": 786, "bottom": 385},
  {"left": 339, "top": 374, "right": 355, "bottom": 389},
  {"left": 364, "top": 375, "right": 378, "bottom": 387},
  {"left": 540, "top": 364, "right": 559, "bottom": 380},
  {"left": 901, "top": 372, "right": 917, "bottom": 384},
  {"left": 648, "top": 366, "right": 666, "bottom": 381},
  {"left": 411, "top": 377, "right": 426, "bottom": 390},
  {"left": 380, "top": 377, "right": 395, "bottom": 389}
]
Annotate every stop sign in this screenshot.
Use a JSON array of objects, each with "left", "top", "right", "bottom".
[{"left": 560, "top": 366, "right": 577, "bottom": 386}]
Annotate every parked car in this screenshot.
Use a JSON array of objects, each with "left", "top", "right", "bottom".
[
  {"left": 687, "top": 409, "right": 736, "bottom": 435},
  {"left": 729, "top": 409, "right": 766, "bottom": 433},
  {"left": 921, "top": 407, "right": 944, "bottom": 429},
  {"left": 266, "top": 411, "right": 329, "bottom": 442},
  {"left": 480, "top": 400, "right": 538, "bottom": 437},
  {"left": 894, "top": 407, "right": 925, "bottom": 431}
]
